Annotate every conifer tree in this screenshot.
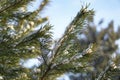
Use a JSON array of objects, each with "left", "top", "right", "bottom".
[
  {"left": 0, "top": 0, "right": 52, "bottom": 79},
  {"left": 0, "top": 0, "right": 120, "bottom": 80},
  {"left": 66, "top": 17, "right": 120, "bottom": 80}
]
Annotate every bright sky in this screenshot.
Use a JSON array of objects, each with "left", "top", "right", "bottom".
[{"left": 41, "top": 0, "right": 120, "bottom": 39}]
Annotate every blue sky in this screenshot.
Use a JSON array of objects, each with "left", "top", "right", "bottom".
[{"left": 40, "top": 0, "right": 120, "bottom": 39}]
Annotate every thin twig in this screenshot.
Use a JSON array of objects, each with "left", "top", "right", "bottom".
[
  {"left": 51, "top": 43, "right": 94, "bottom": 69},
  {"left": 95, "top": 64, "right": 111, "bottom": 80}
]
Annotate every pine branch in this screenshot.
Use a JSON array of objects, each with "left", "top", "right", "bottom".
[
  {"left": 40, "top": 7, "right": 87, "bottom": 80},
  {"left": 95, "top": 62, "right": 111, "bottom": 80},
  {"left": 40, "top": 63, "right": 52, "bottom": 80},
  {"left": 14, "top": 27, "right": 42, "bottom": 47},
  {"left": 0, "top": 0, "right": 22, "bottom": 13},
  {"left": 51, "top": 43, "right": 94, "bottom": 69},
  {"left": 50, "top": 6, "right": 93, "bottom": 63},
  {"left": 22, "top": 0, "right": 49, "bottom": 20},
  {"left": 40, "top": 44, "right": 49, "bottom": 67},
  {"left": 39, "top": 6, "right": 94, "bottom": 80}
]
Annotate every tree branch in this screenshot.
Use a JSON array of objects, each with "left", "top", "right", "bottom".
[
  {"left": 51, "top": 43, "right": 94, "bottom": 69},
  {"left": 0, "top": 0, "right": 22, "bottom": 14},
  {"left": 95, "top": 63, "right": 111, "bottom": 80},
  {"left": 50, "top": 7, "right": 90, "bottom": 63}
]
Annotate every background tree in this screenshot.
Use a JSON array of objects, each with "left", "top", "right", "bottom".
[
  {"left": 0, "top": 0, "right": 120, "bottom": 80},
  {"left": 63, "top": 17, "right": 120, "bottom": 80}
]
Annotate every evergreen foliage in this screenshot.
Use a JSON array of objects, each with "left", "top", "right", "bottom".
[
  {"left": 0, "top": 0, "right": 120, "bottom": 80},
  {"left": 0, "top": 0, "right": 52, "bottom": 79}
]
